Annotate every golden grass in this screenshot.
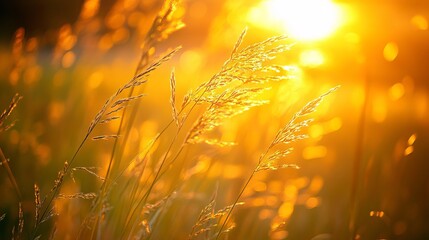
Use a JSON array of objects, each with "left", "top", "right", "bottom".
[
  {"left": 0, "top": 94, "right": 22, "bottom": 133},
  {"left": 0, "top": 0, "right": 339, "bottom": 239}
]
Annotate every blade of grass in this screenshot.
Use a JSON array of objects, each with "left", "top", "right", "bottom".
[{"left": 0, "top": 147, "right": 22, "bottom": 201}]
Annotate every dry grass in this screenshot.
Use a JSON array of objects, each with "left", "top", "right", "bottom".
[
  {"left": 0, "top": 94, "right": 22, "bottom": 133},
  {"left": 215, "top": 86, "right": 338, "bottom": 239},
  {"left": 0, "top": 0, "right": 339, "bottom": 239}
]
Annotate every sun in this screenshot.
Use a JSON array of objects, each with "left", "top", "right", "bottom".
[{"left": 248, "top": 0, "right": 343, "bottom": 41}]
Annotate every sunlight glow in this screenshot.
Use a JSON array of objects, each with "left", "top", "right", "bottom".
[
  {"left": 299, "top": 49, "right": 325, "bottom": 67},
  {"left": 249, "top": 0, "right": 342, "bottom": 41}
]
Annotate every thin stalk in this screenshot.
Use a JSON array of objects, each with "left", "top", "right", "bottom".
[
  {"left": 120, "top": 127, "right": 184, "bottom": 239},
  {"left": 94, "top": 43, "right": 149, "bottom": 240},
  {"left": 95, "top": 3, "right": 183, "bottom": 234},
  {"left": 96, "top": 0, "right": 182, "bottom": 218},
  {"left": 112, "top": 30, "right": 249, "bottom": 238},
  {"left": 215, "top": 143, "right": 273, "bottom": 240},
  {"left": 32, "top": 133, "right": 90, "bottom": 238},
  {"left": 349, "top": 63, "right": 371, "bottom": 237},
  {"left": 122, "top": 58, "right": 262, "bottom": 238},
  {"left": 120, "top": 69, "right": 224, "bottom": 238},
  {"left": 76, "top": 123, "right": 170, "bottom": 238},
  {"left": 0, "top": 147, "right": 22, "bottom": 201}
]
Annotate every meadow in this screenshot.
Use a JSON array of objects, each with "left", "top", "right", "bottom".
[{"left": 0, "top": 0, "right": 428, "bottom": 239}]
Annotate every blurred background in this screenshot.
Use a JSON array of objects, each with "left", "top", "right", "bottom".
[{"left": 0, "top": 0, "right": 428, "bottom": 239}]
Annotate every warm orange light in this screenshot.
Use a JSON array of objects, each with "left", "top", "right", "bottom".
[
  {"left": 278, "top": 202, "right": 294, "bottom": 218},
  {"left": 303, "top": 145, "right": 328, "bottom": 159},
  {"left": 384, "top": 42, "right": 399, "bottom": 62},
  {"left": 411, "top": 15, "right": 428, "bottom": 30},
  {"left": 369, "top": 211, "right": 385, "bottom": 218},
  {"left": 404, "top": 146, "right": 414, "bottom": 156},
  {"left": 62, "top": 51, "right": 76, "bottom": 68},
  {"left": 372, "top": 96, "right": 387, "bottom": 123},
  {"left": 223, "top": 164, "right": 244, "bottom": 179},
  {"left": 305, "top": 197, "right": 320, "bottom": 209},
  {"left": 248, "top": 0, "right": 343, "bottom": 41},
  {"left": 87, "top": 71, "right": 104, "bottom": 89},
  {"left": 408, "top": 134, "right": 417, "bottom": 146},
  {"left": 389, "top": 83, "right": 405, "bottom": 101},
  {"left": 299, "top": 49, "right": 325, "bottom": 67},
  {"left": 259, "top": 209, "right": 275, "bottom": 220},
  {"left": 309, "top": 176, "right": 324, "bottom": 194}
]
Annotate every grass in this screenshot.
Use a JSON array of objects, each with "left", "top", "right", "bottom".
[{"left": 0, "top": 0, "right": 339, "bottom": 239}]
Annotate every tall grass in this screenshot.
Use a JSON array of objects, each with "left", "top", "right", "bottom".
[{"left": 0, "top": 0, "right": 338, "bottom": 239}]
